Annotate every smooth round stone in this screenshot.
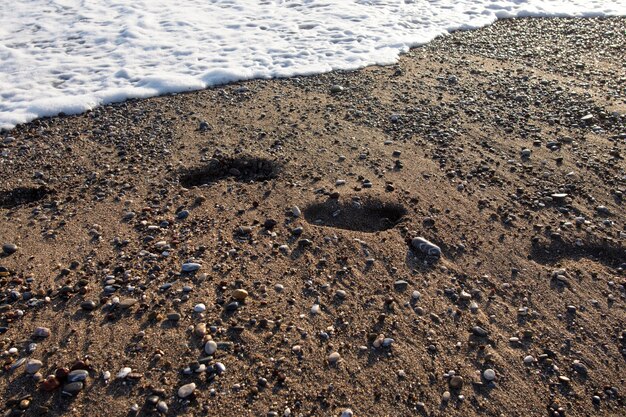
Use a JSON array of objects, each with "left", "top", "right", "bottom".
[
  {"left": 215, "top": 362, "right": 226, "bottom": 374},
  {"left": 449, "top": 375, "right": 464, "bottom": 389},
  {"left": 177, "top": 210, "right": 190, "bottom": 220},
  {"left": 524, "top": 355, "right": 535, "bottom": 364},
  {"left": 33, "top": 327, "right": 51, "bottom": 338},
  {"left": 67, "top": 369, "right": 89, "bottom": 382},
  {"left": 330, "top": 85, "right": 344, "bottom": 93},
  {"left": 62, "top": 382, "right": 84, "bottom": 395},
  {"left": 483, "top": 369, "right": 496, "bottom": 381},
  {"left": 157, "top": 401, "right": 168, "bottom": 413},
  {"left": 177, "top": 382, "right": 196, "bottom": 398},
  {"left": 26, "top": 359, "right": 43, "bottom": 374},
  {"left": 328, "top": 352, "right": 341, "bottom": 364},
  {"left": 194, "top": 323, "right": 207, "bottom": 337},
  {"left": 442, "top": 391, "right": 451, "bottom": 401},
  {"left": 81, "top": 300, "right": 97, "bottom": 311},
  {"left": 340, "top": 409, "right": 353, "bottom": 417},
  {"left": 194, "top": 303, "right": 206, "bottom": 313},
  {"left": 2, "top": 243, "right": 18, "bottom": 255},
  {"left": 182, "top": 263, "right": 201, "bottom": 272},
  {"left": 168, "top": 313, "right": 181, "bottom": 321},
  {"left": 204, "top": 340, "right": 217, "bottom": 355},
  {"left": 311, "top": 304, "right": 320, "bottom": 314},
  {"left": 335, "top": 290, "right": 347, "bottom": 299},
  {"left": 225, "top": 302, "right": 239, "bottom": 311},
  {"left": 232, "top": 289, "right": 248, "bottom": 301}
]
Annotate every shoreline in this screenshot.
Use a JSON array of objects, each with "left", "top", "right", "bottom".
[{"left": 1, "top": 17, "right": 625, "bottom": 417}]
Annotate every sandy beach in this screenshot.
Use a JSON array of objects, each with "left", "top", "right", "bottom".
[{"left": 1, "top": 17, "right": 625, "bottom": 417}]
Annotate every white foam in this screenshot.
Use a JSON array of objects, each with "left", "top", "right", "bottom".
[{"left": 1, "top": 0, "right": 625, "bottom": 130}]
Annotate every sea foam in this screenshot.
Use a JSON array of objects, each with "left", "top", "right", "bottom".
[{"left": 1, "top": 0, "right": 625, "bottom": 130}]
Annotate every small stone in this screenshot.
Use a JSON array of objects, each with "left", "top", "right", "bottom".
[
  {"left": 182, "top": 262, "right": 201, "bottom": 272},
  {"left": 33, "top": 327, "right": 51, "bottom": 338},
  {"left": 157, "top": 401, "right": 168, "bottom": 413},
  {"left": 524, "top": 355, "right": 535, "bottom": 364},
  {"left": 328, "top": 352, "right": 341, "bottom": 365},
  {"left": 194, "top": 323, "right": 207, "bottom": 337},
  {"left": 167, "top": 313, "right": 181, "bottom": 321},
  {"left": 225, "top": 301, "right": 239, "bottom": 311},
  {"left": 194, "top": 303, "right": 206, "bottom": 313},
  {"left": 232, "top": 289, "right": 249, "bottom": 301},
  {"left": 472, "top": 326, "right": 488, "bottom": 337},
  {"left": 483, "top": 369, "right": 496, "bottom": 381},
  {"left": 67, "top": 369, "right": 89, "bottom": 382},
  {"left": 442, "top": 391, "right": 451, "bottom": 401},
  {"left": 2, "top": 243, "right": 18, "bottom": 255},
  {"left": 311, "top": 304, "right": 320, "bottom": 314},
  {"left": 81, "top": 300, "right": 97, "bottom": 311},
  {"left": 411, "top": 237, "right": 441, "bottom": 257},
  {"left": 118, "top": 298, "right": 137, "bottom": 309},
  {"left": 330, "top": 85, "right": 344, "bottom": 93},
  {"left": 178, "top": 382, "right": 196, "bottom": 399},
  {"left": 449, "top": 375, "right": 464, "bottom": 389},
  {"left": 394, "top": 280, "right": 408, "bottom": 291},
  {"left": 205, "top": 340, "right": 217, "bottom": 355},
  {"left": 62, "top": 382, "right": 84, "bottom": 395},
  {"left": 42, "top": 375, "right": 60, "bottom": 391},
  {"left": 26, "top": 359, "right": 43, "bottom": 374},
  {"left": 117, "top": 367, "right": 132, "bottom": 379},
  {"left": 335, "top": 289, "right": 347, "bottom": 299},
  {"left": 340, "top": 409, "right": 353, "bottom": 417},
  {"left": 291, "top": 206, "right": 301, "bottom": 217}
]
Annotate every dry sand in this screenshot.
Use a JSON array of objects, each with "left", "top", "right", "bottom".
[{"left": 1, "top": 17, "right": 625, "bottom": 417}]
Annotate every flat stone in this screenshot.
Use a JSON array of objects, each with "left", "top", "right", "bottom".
[
  {"left": 394, "top": 280, "right": 408, "bottom": 291},
  {"left": 62, "top": 382, "right": 84, "bottom": 395},
  {"left": 178, "top": 382, "right": 197, "bottom": 398},
  {"left": 33, "top": 327, "right": 51, "bottom": 338},
  {"left": 67, "top": 369, "right": 89, "bottom": 382},
  {"left": 118, "top": 298, "right": 137, "bottom": 309},
  {"left": 80, "top": 300, "right": 97, "bottom": 311},
  {"left": 182, "top": 262, "right": 201, "bottom": 272}
]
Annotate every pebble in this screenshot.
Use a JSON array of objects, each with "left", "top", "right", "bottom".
[
  {"left": 177, "top": 382, "right": 196, "bottom": 399},
  {"left": 33, "top": 327, "right": 51, "bottom": 338},
  {"left": 62, "top": 382, "right": 84, "bottom": 395},
  {"left": 81, "top": 300, "right": 97, "bottom": 311},
  {"left": 328, "top": 352, "right": 341, "bottom": 365},
  {"left": 193, "top": 303, "right": 206, "bottom": 313},
  {"left": 117, "top": 367, "right": 132, "bottom": 379},
  {"left": 472, "top": 326, "right": 488, "bottom": 337},
  {"left": 182, "top": 262, "right": 201, "bottom": 272},
  {"left": 483, "top": 369, "right": 496, "bottom": 381},
  {"left": 449, "top": 375, "right": 464, "bottom": 389},
  {"left": 311, "top": 304, "right": 320, "bottom": 314},
  {"left": 205, "top": 340, "right": 217, "bottom": 355},
  {"left": 291, "top": 206, "right": 302, "bottom": 217},
  {"left": 157, "top": 401, "right": 168, "bottom": 413},
  {"left": 442, "top": 391, "right": 451, "bottom": 402},
  {"left": 524, "top": 355, "right": 535, "bottom": 364},
  {"left": 2, "top": 243, "right": 18, "bottom": 255},
  {"left": 118, "top": 298, "right": 137, "bottom": 309},
  {"left": 26, "top": 359, "right": 43, "bottom": 374},
  {"left": 340, "top": 409, "right": 353, "bottom": 417},
  {"left": 232, "top": 289, "right": 249, "bottom": 301},
  {"left": 411, "top": 237, "right": 441, "bottom": 257},
  {"left": 194, "top": 323, "right": 207, "bottom": 337},
  {"left": 393, "top": 280, "right": 408, "bottom": 291},
  {"left": 67, "top": 369, "right": 89, "bottom": 382}
]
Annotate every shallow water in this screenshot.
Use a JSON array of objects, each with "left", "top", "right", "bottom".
[{"left": 1, "top": 0, "right": 625, "bottom": 130}]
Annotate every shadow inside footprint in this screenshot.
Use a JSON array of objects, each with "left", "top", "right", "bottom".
[
  {"left": 180, "top": 156, "right": 282, "bottom": 187},
  {"left": 303, "top": 196, "right": 406, "bottom": 233},
  {"left": 0, "top": 186, "right": 51, "bottom": 209}
]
